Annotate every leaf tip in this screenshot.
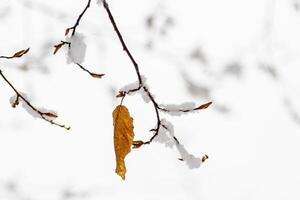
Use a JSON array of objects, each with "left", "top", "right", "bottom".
[
  {"left": 196, "top": 101, "right": 213, "bottom": 110},
  {"left": 91, "top": 73, "right": 105, "bottom": 79},
  {"left": 65, "top": 28, "right": 71, "bottom": 36}
]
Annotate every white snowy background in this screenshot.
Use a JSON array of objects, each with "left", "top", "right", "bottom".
[{"left": 0, "top": 0, "right": 300, "bottom": 199}]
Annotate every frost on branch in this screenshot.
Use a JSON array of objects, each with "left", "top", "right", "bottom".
[
  {"left": 66, "top": 33, "right": 86, "bottom": 64},
  {"left": 10, "top": 93, "right": 58, "bottom": 121}
]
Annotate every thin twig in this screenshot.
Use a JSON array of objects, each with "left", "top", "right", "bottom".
[
  {"left": 0, "top": 69, "right": 70, "bottom": 130},
  {"left": 66, "top": 0, "right": 91, "bottom": 36},
  {"left": 76, "top": 63, "right": 105, "bottom": 79},
  {"left": 103, "top": 0, "right": 142, "bottom": 85},
  {"left": 142, "top": 86, "right": 161, "bottom": 143}
]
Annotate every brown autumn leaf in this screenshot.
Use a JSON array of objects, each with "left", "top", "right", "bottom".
[
  {"left": 113, "top": 105, "right": 134, "bottom": 180},
  {"left": 132, "top": 140, "right": 144, "bottom": 149},
  {"left": 13, "top": 48, "right": 30, "bottom": 58},
  {"left": 202, "top": 154, "right": 209, "bottom": 162},
  {"left": 53, "top": 43, "right": 64, "bottom": 55},
  {"left": 116, "top": 91, "right": 125, "bottom": 98},
  {"left": 11, "top": 95, "right": 20, "bottom": 108},
  {"left": 90, "top": 73, "right": 105, "bottom": 79},
  {"left": 65, "top": 28, "right": 71, "bottom": 36},
  {"left": 43, "top": 112, "right": 58, "bottom": 118},
  {"left": 194, "top": 101, "right": 212, "bottom": 110}
]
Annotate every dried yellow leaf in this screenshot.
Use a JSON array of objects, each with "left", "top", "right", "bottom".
[{"left": 112, "top": 105, "right": 134, "bottom": 180}]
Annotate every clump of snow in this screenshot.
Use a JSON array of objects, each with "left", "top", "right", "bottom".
[
  {"left": 140, "top": 85, "right": 151, "bottom": 103},
  {"left": 119, "top": 75, "right": 152, "bottom": 103},
  {"left": 9, "top": 93, "right": 57, "bottom": 121},
  {"left": 159, "top": 102, "right": 196, "bottom": 116},
  {"left": 120, "top": 80, "right": 140, "bottom": 94},
  {"left": 176, "top": 144, "right": 202, "bottom": 169},
  {"left": 9, "top": 94, "right": 17, "bottom": 105},
  {"left": 66, "top": 33, "right": 86, "bottom": 64},
  {"left": 120, "top": 75, "right": 147, "bottom": 93},
  {"left": 151, "top": 118, "right": 204, "bottom": 169},
  {"left": 153, "top": 126, "right": 171, "bottom": 146},
  {"left": 96, "top": 0, "right": 104, "bottom": 6},
  {"left": 153, "top": 119, "right": 175, "bottom": 148},
  {"left": 161, "top": 118, "right": 174, "bottom": 137},
  {"left": 10, "top": 92, "right": 25, "bottom": 107}
]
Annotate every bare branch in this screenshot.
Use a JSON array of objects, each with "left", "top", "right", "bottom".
[
  {"left": 75, "top": 63, "right": 105, "bottom": 79},
  {"left": 103, "top": 0, "right": 142, "bottom": 85},
  {"left": 66, "top": 0, "right": 91, "bottom": 36}
]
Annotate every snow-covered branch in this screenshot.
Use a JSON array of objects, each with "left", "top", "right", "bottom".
[
  {"left": 102, "top": 0, "right": 211, "bottom": 167},
  {"left": 53, "top": 0, "right": 104, "bottom": 79},
  {"left": 0, "top": 70, "right": 70, "bottom": 130}
]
